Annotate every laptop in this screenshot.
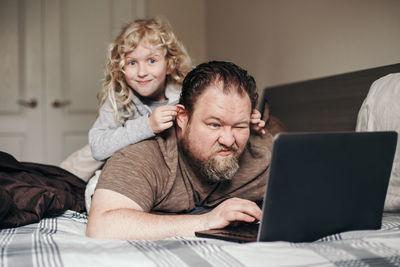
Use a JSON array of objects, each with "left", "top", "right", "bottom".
[{"left": 195, "top": 131, "right": 398, "bottom": 243}]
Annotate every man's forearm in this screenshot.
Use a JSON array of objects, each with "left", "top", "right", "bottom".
[
  {"left": 86, "top": 189, "right": 261, "bottom": 240},
  {"left": 86, "top": 208, "right": 208, "bottom": 240}
]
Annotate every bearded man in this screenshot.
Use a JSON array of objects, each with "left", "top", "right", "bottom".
[{"left": 87, "top": 61, "right": 273, "bottom": 240}]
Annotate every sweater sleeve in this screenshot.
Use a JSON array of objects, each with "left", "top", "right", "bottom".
[{"left": 88, "top": 101, "right": 155, "bottom": 161}]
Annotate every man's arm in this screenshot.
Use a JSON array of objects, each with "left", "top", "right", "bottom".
[{"left": 86, "top": 189, "right": 262, "bottom": 240}]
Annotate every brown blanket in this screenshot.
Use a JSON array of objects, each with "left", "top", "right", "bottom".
[{"left": 0, "top": 151, "right": 86, "bottom": 228}]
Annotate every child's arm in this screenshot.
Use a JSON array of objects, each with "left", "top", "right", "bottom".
[
  {"left": 148, "top": 105, "right": 178, "bottom": 134},
  {"left": 89, "top": 101, "right": 156, "bottom": 161},
  {"left": 250, "top": 109, "right": 266, "bottom": 135}
]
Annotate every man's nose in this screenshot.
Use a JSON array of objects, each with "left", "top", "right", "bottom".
[{"left": 218, "top": 127, "right": 235, "bottom": 148}]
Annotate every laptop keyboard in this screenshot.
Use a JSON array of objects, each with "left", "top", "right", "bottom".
[{"left": 218, "top": 222, "right": 259, "bottom": 238}]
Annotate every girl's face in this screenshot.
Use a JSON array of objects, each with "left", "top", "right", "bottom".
[{"left": 124, "top": 42, "right": 169, "bottom": 101}]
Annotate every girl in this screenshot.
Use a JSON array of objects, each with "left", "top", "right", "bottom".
[
  {"left": 89, "top": 17, "right": 265, "bottom": 161},
  {"left": 89, "top": 17, "right": 192, "bottom": 161}
]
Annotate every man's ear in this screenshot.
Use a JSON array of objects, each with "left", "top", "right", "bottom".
[
  {"left": 175, "top": 104, "right": 188, "bottom": 130},
  {"left": 262, "top": 102, "right": 270, "bottom": 122}
]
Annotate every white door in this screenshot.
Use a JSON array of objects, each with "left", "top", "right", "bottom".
[{"left": 0, "top": 0, "right": 145, "bottom": 165}]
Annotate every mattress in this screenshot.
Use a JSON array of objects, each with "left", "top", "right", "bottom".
[{"left": 1, "top": 210, "right": 400, "bottom": 267}]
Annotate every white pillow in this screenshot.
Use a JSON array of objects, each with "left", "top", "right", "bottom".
[
  {"left": 59, "top": 144, "right": 104, "bottom": 183},
  {"left": 356, "top": 73, "right": 400, "bottom": 211}
]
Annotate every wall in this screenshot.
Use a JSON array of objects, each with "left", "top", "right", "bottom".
[
  {"left": 146, "top": 0, "right": 207, "bottom": 65},
  {"left": 206, "top": 0, "right": 400, "bottom": 97}
]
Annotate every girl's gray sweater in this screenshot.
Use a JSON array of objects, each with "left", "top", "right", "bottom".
[{"left": 88, "top": 85, "right": 180, "bottom": 161}]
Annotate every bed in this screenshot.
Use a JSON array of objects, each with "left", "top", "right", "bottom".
[
  {"left": 1, "top": 63, "right": 400, "bottom": 267},
  {"left": 261, "top": 63, "right": 400, "bottom": 133}
]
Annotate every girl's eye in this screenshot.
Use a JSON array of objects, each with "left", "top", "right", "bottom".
[
  {"left": 149, "top": 58, "right": 156, "bottom": 64},
  {"left": 129, "top": 61, "right": 136, "bottom": 66}
]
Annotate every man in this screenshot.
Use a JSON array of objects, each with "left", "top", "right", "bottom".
[{"left": 86, "top": 61, "right": 274, "bottom": 240}]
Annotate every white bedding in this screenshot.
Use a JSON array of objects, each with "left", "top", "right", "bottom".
[
  {"left": 357, "top": 73, "right": 400, "bottom": 211},
  {"left": 1, "top": 210, "right": 400, "bottom": 267}
]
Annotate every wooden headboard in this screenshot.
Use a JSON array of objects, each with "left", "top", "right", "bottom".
[{"left": 262, "top": 63, "right": 400, "bottom": 132}]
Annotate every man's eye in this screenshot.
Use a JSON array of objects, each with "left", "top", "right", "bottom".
[
  {"left": 209, "top": 123, "right": 220, "bottom": 129},
  {"left": 149, "top": 58, "right": 156, "bottom": 64},
  {"left": 234, "top": 125, "right": 249, "bottom": 129}
]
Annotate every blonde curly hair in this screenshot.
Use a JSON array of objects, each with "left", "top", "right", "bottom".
[{"left": 97, "top": 17, "right": 192, "bottom": 124}]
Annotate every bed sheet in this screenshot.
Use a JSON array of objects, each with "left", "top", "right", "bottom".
[{"left": 1, "top": 210, "right": 400, "bottom": 267}]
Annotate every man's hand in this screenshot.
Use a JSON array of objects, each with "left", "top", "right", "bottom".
[
  {"left": 201, "top": 198, "right": 262, "bottom": 230},
  {"left": 250, "top": 109, "right": 266, "bottom": 135},
  {"left": 149, "top": 105, "right": 178, "bottom": 134}
]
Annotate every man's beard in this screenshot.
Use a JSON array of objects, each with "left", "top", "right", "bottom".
[
  {"left": 200, "top": 147, "right": 240, "bottom": 183},
  {"left": 180, "top": 127, "right": 242, "bottom": 183}
]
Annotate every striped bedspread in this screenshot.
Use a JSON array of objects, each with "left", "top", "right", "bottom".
[{"left": 1, "top": 210, "right": 400, "bottom": 267}]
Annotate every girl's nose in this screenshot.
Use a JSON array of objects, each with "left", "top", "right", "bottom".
[
  {"left": 137, "top": 63, "right": 148, "bottom": 77},
  {"left": 218, "top": 127, "right": 235, "bottom": 148}
]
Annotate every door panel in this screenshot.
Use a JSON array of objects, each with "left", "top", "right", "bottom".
[
  {"left": 0, "top": 0, "right": 21, "bottom": 158},
  {"left": 0, "top": 0, "right": 19, "bottom": 113},
  {"left": 61, "top": 0, "right": 109, "bottom": 112},
  {"left": 0, "top": 0, "right": 44, "bottom": 162}
]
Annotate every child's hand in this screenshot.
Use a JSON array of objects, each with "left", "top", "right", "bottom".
[
  {"left": 251, "top": 109, "right": 266, "bottom": 135},
  {"left": 149, "top": 105, "right": 179, "bottom": 134}
]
